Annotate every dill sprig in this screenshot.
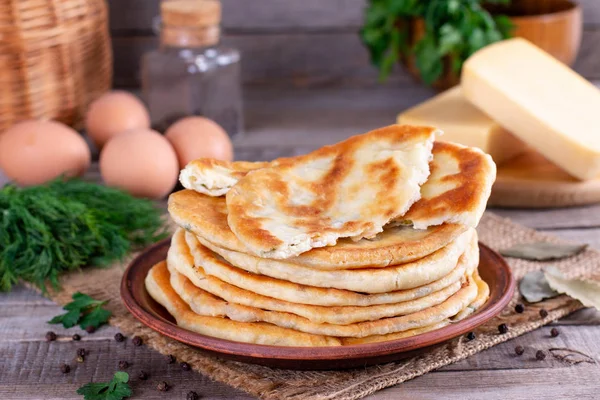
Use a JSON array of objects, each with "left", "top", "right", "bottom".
[{"left": 0, "top": 178, "right": 168, "bottom": 292}]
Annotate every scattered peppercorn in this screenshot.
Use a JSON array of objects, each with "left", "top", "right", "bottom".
[
  {"left": 45, "top": 331, "right": 57, "bottom": 342},
  {"left": 498, "top": 323, "right": 509, "bottom": 334},
  {"left": 157, "top": 381, "right": 170, "bottom": 392},
  {"left": 60, "top": 363, "right": 71, "bottom": 374},
  {"left": 166, "top": 354, "right": 176, "bottom": 364},
  {"left": 76, "top": 348, "right": 86, "bottom": 357},
  {"left": 114, "top": 333, "right": 125, "bottom": 342},
  {"left": 550, "top": 328, "right": 560, "bottom": 337},
  {"left": 72, "top": 334, "right": 81, "bottom": 341},
  {"left": 132, "top": 336, "right": 143, "bottom": 346},
  {"left": 536, "top": 350, "right": 546, "bottom": 360},
  {"left": 138, "top": 371, "right": 149, "bottom": 381},
  {"left": 180, "top": 362, "right": 191, "bottom": 371},
  {"left": 187, "top": 391, "right": 200, "bottom": 400},
  {"left": 515, "top": 345, "right": 525, "bottom": 356},
  {"left": 539, "top": 309, "right": 548, "bottom": 318},
  {"left": 118, "top": 361, "right": 129, "bottom": 370},
  {"left": 515, "top": 304, "right": 525, "bottom": 313},
  {"left": 466, "top": 332, "right": 476, "bottom": 341},
  {"left": 76, "top": 355, "right": 85, "bottom": 363},
  {"left": 85, "top": 326, "right": 96, "bottom": 334}
]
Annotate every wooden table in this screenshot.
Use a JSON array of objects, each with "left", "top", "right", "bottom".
[{"left": 2, "top": 85, "right": 600, "bottom": 399}]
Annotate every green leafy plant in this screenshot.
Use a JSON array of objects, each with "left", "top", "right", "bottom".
[
  {"left": 49, "top": 292, "right": 111, "bottom": 330},
  {"left": 77, "top": 371, "right": 132, "bottom": 400},
  {"left": 0, "top": 178, "right": 168, "bottom": 292},
  {"left": 361, "top": 0, "right": 514, "bottom": 84}
]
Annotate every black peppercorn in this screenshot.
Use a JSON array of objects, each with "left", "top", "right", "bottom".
[
  {"left": 85, "top": 326, "right": 96, "bottom": 334},
  {"left": 157, "top": 381, "right": 170, "bottom": 392},
  {"left": 45, "top": 331, "right": 57, "bottom": 342},
  {"left": 166, "top": 354, "right": 176, "bottom": 364},
  {"left": 187, "top": 391, "right": 200, "bottom": 400},
  {"left": 515, "top": 304, "right": 525, "bottom": 313},
  {"left": 76, "top": 348, "right": 86, "bottom": 357},
  {"left": 536, "top": 350, "right": 546, "bottom": 360},
  {"left": 466, "top": 332, "right": 476, "bottom": 341},
  {"left": 515, "top": 345, "right": 525, "bottom": 356},
  {"left": 550, "top": 328, "right": 560, "bottom": 337},
  {"left": 72, "top": 334, "right": 81, "bottom": 341},
  {"left": 114, "top": 333, "right": 125, "bottom": 342},
  {"left": 180, "top": 362, "right": 191, "bottom": 371},
  {"left": 539, "top": 309, "right": 548, "bottom": 318},
  {"left": 498, "top": 323, "right": 509, "bottom": 334},
  {"left": 132, "top": 336, "right": 143, "bottom": 346},
  {"left": 138, "top": 371, "right": 149, "bottom": 380},
  {"left": 76, "top": 355, "right": 85, "bottom": 363},
  {"left": 118, "top": 361, "right": 129, "bottom": 370},
  {"left": 60, "top": 363, "right": 71, "bottom": 374}
]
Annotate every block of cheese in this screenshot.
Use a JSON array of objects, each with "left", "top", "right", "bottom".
[
  {"left": 462, "top": 38, "right": 600, "bottom": 181},
  {"left": 397, "top": 86, "right": 525, "bottom": 164}
]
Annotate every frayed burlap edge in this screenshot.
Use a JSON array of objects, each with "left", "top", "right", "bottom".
[{"left": 38, "top": 212, "right": 596, "bottom": 400}]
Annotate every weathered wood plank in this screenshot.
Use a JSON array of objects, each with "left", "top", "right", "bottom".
[
  {"left": 573, "top": 29, "right": 600, "bottom": 79},
  {"left": 0, "top": 341, "right": 252, "bottom": 399},
  {"left": 578, "top": 0, "right": 600, "bottom": 26},
  {"left": 112, "top": 33, "right": 415, "bottom": 88},
  {"left": 368, "top": 366, "right": 600, "bottom": 400},
  {"left": 109, "top": 0, "right": 364, "bottom": 33},
  {"left": 1, "top": 324, "right": 598, "bottom": 399},
  {"left": 107, "top": 0, "right": 600, "bottom": 33}
]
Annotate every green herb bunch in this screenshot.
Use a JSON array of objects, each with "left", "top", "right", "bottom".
[
  {"left": 361, "top": 0, "right": 514, "bottom": 84},
  {"left": 0, "top": 178, "right": 168, "bottom": 292}
]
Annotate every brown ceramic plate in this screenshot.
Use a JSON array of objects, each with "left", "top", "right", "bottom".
[{"left": 121, "top": 239, "right": 515, "bottom": 370}]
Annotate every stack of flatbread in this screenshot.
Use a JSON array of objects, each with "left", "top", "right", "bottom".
[{"left": 146, "top": 125, "right": 497, "bottom": 346}]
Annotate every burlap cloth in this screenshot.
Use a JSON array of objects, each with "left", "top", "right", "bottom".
[{"left": 43, "top": 213, "right": 596, "bottom": 400}]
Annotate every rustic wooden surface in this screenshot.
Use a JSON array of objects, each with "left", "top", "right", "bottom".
[
  {"left": 2, "top": 84, "right": 600, "bottom": 399},
  {"left": 108, "top": 0, "right": 600, "bottom": 88}
]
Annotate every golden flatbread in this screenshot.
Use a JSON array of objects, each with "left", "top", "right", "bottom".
[
  {"left": 167, "top": 228, "right": 478, "bottom": 307},
  {"left": 145, "top": 261, "right": 341, "bottom": 346},
  {"left": 190, "top": 229, "right": 477, "bottom": 293},
  {"left": 168, "top": 228, "right": 478, "bottom": 324},
  {"left": 226, "top": 125, "right": 439, "bottom": 258},
  {"left": 168, "top": 189, "right": 467, "bottom": 269}
]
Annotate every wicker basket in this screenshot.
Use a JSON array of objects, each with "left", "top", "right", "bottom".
[{"left": 0, "top": 0, "right": 112, "bottom": 131}]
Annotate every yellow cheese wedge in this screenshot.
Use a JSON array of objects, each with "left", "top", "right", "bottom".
[
  {"left": 397, "top": 86, "right": 525, "bottom": 164},
  {"left": 462, "top": 38, "right": 600, "bottom": 181}
]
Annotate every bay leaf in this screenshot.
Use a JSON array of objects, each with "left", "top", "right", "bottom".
[
  {"left": 519, "top": 270, "right": 559, "bottom": 303},
  {"left": 500, "top": 242, "right": 588, "bottom": 261},
  {"left": 543, "top": 266, "right": 600, "bottom": 310}
]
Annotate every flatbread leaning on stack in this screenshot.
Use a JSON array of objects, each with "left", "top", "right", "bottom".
[{"left": 146, "top": 124, "right": 497, "bottom": 346}]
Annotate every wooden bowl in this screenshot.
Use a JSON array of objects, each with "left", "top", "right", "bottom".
[
  {"left": 402, "top": 0, "right": 582, "bottom": 89},
  {"left": 489, "top": 0, "right": 582, "bottom": 65},
  {"left": 121, "top": 239, "right": 515, "bottom": 370}
]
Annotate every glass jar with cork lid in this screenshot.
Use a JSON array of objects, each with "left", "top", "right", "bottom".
[{"left": 142, "top": 0, "right": 243, "bottom": 136}]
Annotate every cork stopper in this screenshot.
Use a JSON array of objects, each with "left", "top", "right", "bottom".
[
  {"left": 160, "top": 0, "right": 222, "bottom": 47},
  {"left": 161, "top": 0, "right": 221, "bottom": 27}
]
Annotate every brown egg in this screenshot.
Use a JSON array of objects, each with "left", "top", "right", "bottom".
[
  {"left": 100, "top": 128, "right": 179, "bottom": 199},
  {"left": 86, "top": 91, "right": 150, "bottom": 148},
  {"left": 0, "top": 120, "right": 91, "bottom": 186},
  {"left": 165, "top": 116, "right": 233, "bottom": 168}
]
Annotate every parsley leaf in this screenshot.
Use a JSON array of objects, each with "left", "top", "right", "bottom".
[
  {"left": 361, "top": 0, "right": 514, "bottom": 83},
  {"left": 49, "top": 292, "right": 111, "bottom": 330},
  {"left": 77, "top": 372, "right": 132, "bottom": 400},
  {"left": 79, "top": 306, "right": 111, "bottom": 330}
]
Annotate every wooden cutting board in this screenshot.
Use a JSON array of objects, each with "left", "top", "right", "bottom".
[{"left": 489, "top": 149, "right": 600, "bottom": 208}]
